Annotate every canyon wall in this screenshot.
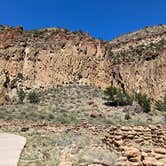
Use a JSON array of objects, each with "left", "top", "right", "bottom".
[{"left": 0, "top": 25, "right": 166, "bottom": 103}]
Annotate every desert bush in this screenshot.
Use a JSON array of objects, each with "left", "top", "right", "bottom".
[
  {"left": 104, "top": 86, "right": 151, "bottom": 112},
  {"left": 155, "top": 101, "right": 166, "bottom": 112},
  {"left": 11, "top": 73, "right": 24, "bottom": 89},
  {"left": 134, "top": 93, "right": 151, "bottom": 113},
  {"left": 0, "top": 25, "right": 5, "bottom": 31},
  {"left": 78, "top": 29, "right": 83, "bottom": 35},
  {"left": 10, "top": 78, "right": 18, "bottom": 89},
  {"left": 17, "top": 89, "right": 26, "bottom": 104},
  {"left": 104, "top": 86, "right": 117, "bottom": 101},
  {"left": 104, "top": 86, "right": 132, "bottom": 106},
  {"left": 17, "top": 73, "right": 24, "bottom": 79},
  {"left": 155, "top": 94, "right": 166, "bottom": 112},
  {"left": 27, "top": 91, "right": 40, "bottom": 103},
  {"left": 124, "top": 112, "right": 131, "bottom": 120}
]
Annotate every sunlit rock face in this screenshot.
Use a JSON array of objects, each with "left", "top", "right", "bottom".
[{"left": 0, "top": 25, "right": 166, "bottom": 103}]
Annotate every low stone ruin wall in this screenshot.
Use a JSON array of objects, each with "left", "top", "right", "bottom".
[
  {"left": 103, "top": 125, "right": 166, "bottom": 166},
  {"left": 103, "top": 125, "right": 166, "bottom": 150}
]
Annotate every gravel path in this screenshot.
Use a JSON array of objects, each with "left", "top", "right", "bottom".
[{"left": 0, "top": 133, "right": 26, "bottom": 166}]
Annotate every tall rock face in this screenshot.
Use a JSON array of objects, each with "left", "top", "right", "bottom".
[
  {"left": 0, "top": 26, "right": 113, "bottom": 102},
  {"left": 0, "top": 25, "right": 166, "bottom": 103},
  {"left": 109, "top": 25, "right": 166, "bottom": 101}
]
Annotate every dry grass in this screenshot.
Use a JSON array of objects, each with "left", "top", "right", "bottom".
[
  {"left": 0, "top": 125, "right": 119, "bottom": 166},
  {"left": 0, "top": 85, "right": 165, "bottom": 165},
  {"left": 0, "top": 85, "right": 165, "bottom": 126}
]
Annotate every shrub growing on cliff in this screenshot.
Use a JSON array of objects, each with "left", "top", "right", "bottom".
[
  {"left": 27, "top": 91, "right": 40, "bottom": 104},
  {"left": 104, "top": 86, "right": 118, "bottom": 101},
  {"left": 104, "top": 86, "right": 151, "bottom": 112},
  {"left": 0, "top": 25, "right": 5, "bottom": 31},
  {"left": 103, "top": 86, "right": 132, "bottom": 106},
  {"left": 134, "top": 93, "right": 151, "bottom": 113},
  {"left": 17, "top": 89, "right": 26, "bottom": 104},
  {"left": 155, "top": 94, "right": 166, "bottom": 112}
]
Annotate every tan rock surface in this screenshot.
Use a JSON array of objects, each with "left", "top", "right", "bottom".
[{"left": 0, "top": 25, "right": 166, "bottom": 103}]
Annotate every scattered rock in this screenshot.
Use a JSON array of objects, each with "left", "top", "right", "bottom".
[{"left": 154, "top": 148, "right": 166, "bottom": 155}]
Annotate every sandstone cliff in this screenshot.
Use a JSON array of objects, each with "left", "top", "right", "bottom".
[{"left": 0, "top": 25, "right": 166, "bottom": 103}]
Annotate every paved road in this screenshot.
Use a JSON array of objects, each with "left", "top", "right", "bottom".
[{"left": 0, "top": 133, "right": 26, "bottom": 166}]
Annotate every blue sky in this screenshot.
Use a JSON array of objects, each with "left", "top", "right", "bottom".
[{"left": 0, "top": 0, "right": 166, "bottom": 40}]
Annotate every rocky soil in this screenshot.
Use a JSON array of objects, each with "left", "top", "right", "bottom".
[
  {"left": 0, "top": 120, "right": 165, "bottom": 166},
  {"left": 0, "top": 85, "right": 165, "bottom": 166}
]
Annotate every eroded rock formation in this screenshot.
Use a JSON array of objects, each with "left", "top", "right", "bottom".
[{"left": 0, "top": 25, "right": 166, "bottom": 103}]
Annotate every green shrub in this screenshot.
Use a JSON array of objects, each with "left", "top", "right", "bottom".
[
  {"left": 17, "top": 89, "right": 26, "bottom": 104},
  {"left": 104, "top": 86, "right": 132, "bottom": 106},
  {"left": 155, "top": 94, "right": 166, "bottom": 112},
  {"left": 78, "top": 29, "right": 83, "bottom": 35},
  {"left": 134, "top": 93, "right": 151, "bottom": 113},
  {"left": 17, "top": 73, "right": 24, "bottom": 79},
  {"left": 27, "top": 91, "right": 40, "bottom": 103},
  {"left": 124, "top": 112, "right": 131, "bottom": 120},
  {"left": 104, "top": 86, "right": 151, "bottom": 112},
  {"left": 104, "top": 86, "right": 118, "bottom": 101},
  {"left": 0, "top": 25, "right": 5, "bottom": 31},
  {"left": 116, "top": 91, "right": 133, "bottom": 106},
  {"left": 11, "top": 78, "right": 18, "bottom": 89},
  {"left": 11, "top": 73, "right": 24, "bottom": 89}
]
